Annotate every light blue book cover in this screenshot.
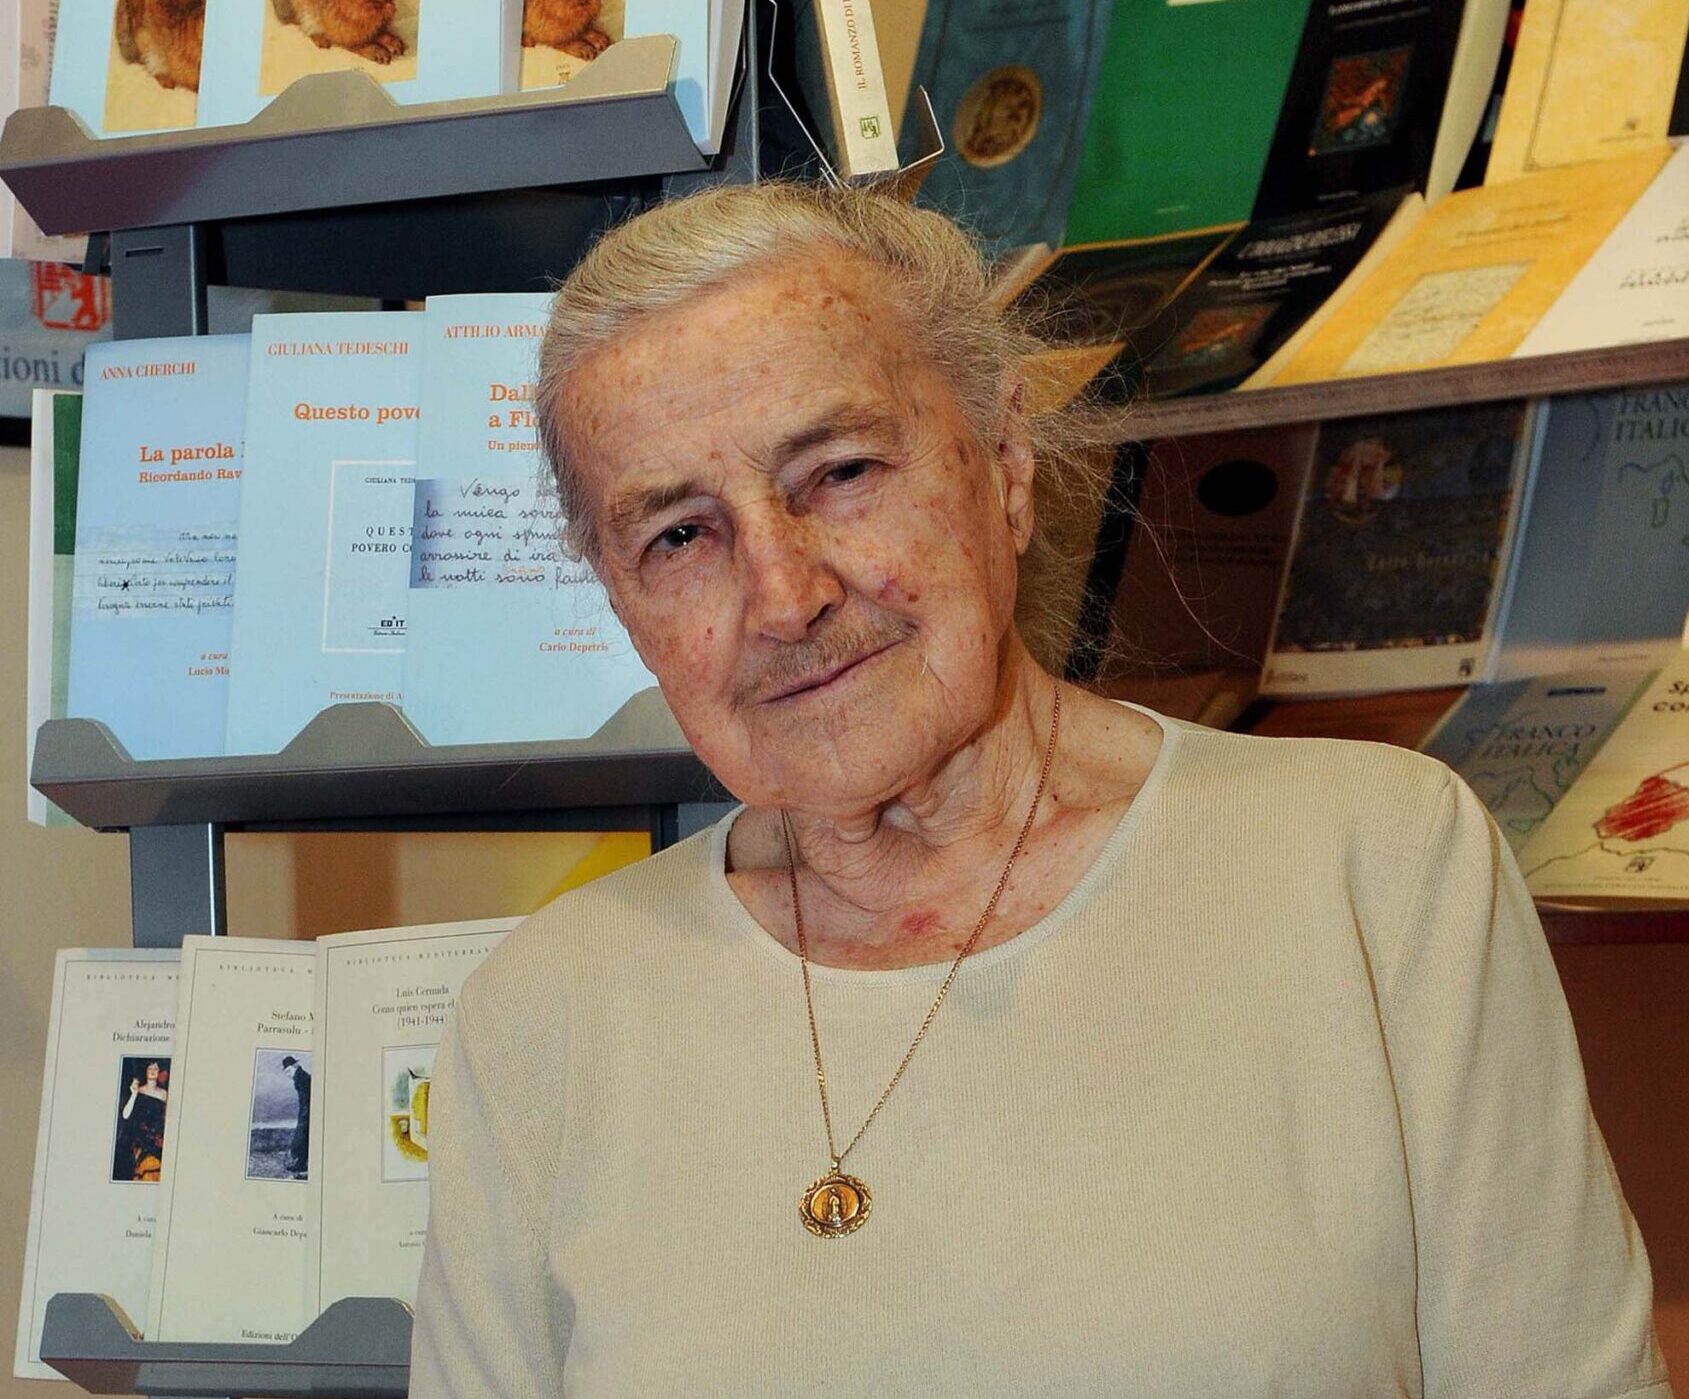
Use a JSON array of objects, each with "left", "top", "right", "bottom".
[
  {"left": 1492, "top": 384, "right": 1689, "bottom": 681},
  {"left": 224, "top": 312, "right": 422, "bottom": 756},
  {"left": 51, "top": 0, "right": 203, "bottom": 138},
  {"left": 66, "top": 335, "right": 250, "bottom": 760},
  {"left": 402, "top": 293, "right": 656, "bottom": 747},
  {"left": 1421, "top": 669, "right": 1655, "bottom": 853},
  {"left": 197, "top": 0, "right": 519, "bottom": 129}
]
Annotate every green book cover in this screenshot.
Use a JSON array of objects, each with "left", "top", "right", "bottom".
[
  {"left": 1065, "top": 0, "right": 1313, "bottom": 245},
  {"left": 46, "top": 392, "right": 82, "bottom": 827}
]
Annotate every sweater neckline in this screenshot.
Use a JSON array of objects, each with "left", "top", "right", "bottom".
[{"left": 705, "top": 700, "right": 1183, "bottom": 986}]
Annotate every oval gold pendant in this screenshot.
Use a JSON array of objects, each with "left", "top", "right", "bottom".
[{"left": 799, "top": 1169, "right": 871, "bottom": 1238}]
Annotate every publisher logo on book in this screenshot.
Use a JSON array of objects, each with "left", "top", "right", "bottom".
[
  {"left": 370, "top": 614, "right": 406, "bottom": 640},
  {"left": 32, "top": 263, "right": 110, "bottom": 333}
]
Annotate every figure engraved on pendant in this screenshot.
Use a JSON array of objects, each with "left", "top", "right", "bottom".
[{"left": 799, "top": 1170, "right": 871, "bottom": 1238}]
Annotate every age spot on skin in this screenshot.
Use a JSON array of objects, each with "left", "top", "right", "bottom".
[{"left": 900, "top": 909, "right": 943, "bottom": 938}]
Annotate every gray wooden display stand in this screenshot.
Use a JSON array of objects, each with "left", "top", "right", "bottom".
[{"left": 5, "top": 20, "right": 755, "bottom": 1397}]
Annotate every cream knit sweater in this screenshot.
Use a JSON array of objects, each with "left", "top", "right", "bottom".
[{"left": 410, "top": 706, "right": 1672, "bottom": 1398}]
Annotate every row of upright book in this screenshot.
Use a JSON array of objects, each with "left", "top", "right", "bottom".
[{"left": 13, "top": 916, "right": 534, "bottom": 1377}]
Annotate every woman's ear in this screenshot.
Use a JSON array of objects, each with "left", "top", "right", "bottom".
[{"left": 994, "top": 373, "right": 1037, "bottom": 555}]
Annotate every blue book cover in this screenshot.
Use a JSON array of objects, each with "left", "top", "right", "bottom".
[
  {"left": 1492, "top": 383, "right": 1689, "bottom": 681},
  {"left": 224, "top": 312, "right": 422, "bottom": 756},
  {"left": 51, "top": 0, "right": 202, "bottom": 137},
  {"left": 401, "top": 294, "right": 656, "bottom": 747},
  {"left": 197, "top": 0, "right": 519, "bottom": 129},
  {"left": 1420, "top": 668, "right": 1654, "bottom": 853},
  {"left": 899, "top": 0, "right": 1110, "bottom": 255},
  {"left": 66, "top": 335, "right": 249, "bottom": 759}
]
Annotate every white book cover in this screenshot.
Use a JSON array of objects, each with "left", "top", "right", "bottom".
[
  {"left": 1261, "top": 400, "right": 1543, "bottom": 698},
  {"left": 805, "top": 0, "right": 897, "bottom": 177},
  {"left": 14, "top": 948, "right": 179, "bottom": 1379},
  {"left": 7, "top": 0, "right": 88, "bottom": 261},
  {"left": 302, "top": 918, "right": 520, "bottom": 1322},
  {"left": 26, "top": 390, "right": 62, "bottom": 826},
  {"left": 1519, "top": 652, "right": 1689, "bottom": 907},
  {"left": 1515, "top": 143, "right": 1689, "bottom": 357},
  {"left": 146, "top": 936, "right": 316, "bottom": 1344}
]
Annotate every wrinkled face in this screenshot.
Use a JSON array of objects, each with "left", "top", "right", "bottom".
[{"left": 558, "top": 254, "right": 1036, "bottom": 812}]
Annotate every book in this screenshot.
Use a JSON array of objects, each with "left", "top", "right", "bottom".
[
  {"left": 1271, "top": 148, "right": 1671, "bottom": 384},
  {"left": 897, "top": 0, "right": 1110, "bottom": 254},
  {"left": 1514, "top": 142, "right": 1689, "bottom": 356},
  {"left": 25, "top": 390, "right": 80, "bottom": 826},
  {"left": 1241, "top": 686, "right": 1465, "bottom": 747},
  {"left": 793, "top": 0, "right": 897, "bottom": 178},
  {"left": 1261, "top": 400, "right": 1540, "bottom": 697},
  {"left": 224, "top": 312, "right": 421, "bottom": 757},
  {"left": 1063, "top": 0, "right": 1311, "bottom": 244},
  {"left": 1485, "top": 0, "right": 1689, "bottom": 184},
  {"left": 1489, "top": 383, "right": 1689, "bottom": 681},
  {"left": 146, "top": 935, "right": 316, "bottom": 1344},
  {"left": 400, "top": 294, "right": 657, "bottom": 747},
  {"left": 65, "top": 335, "right": 249, "bottom": 761},
  {"left": 13, "top": 948, "right": 179, "bottom": 1379},
  {"left": 302, "top": 917, "right": 520, "bottom": 1322},
  {"left": 196, "top": 0, "right": 522, "bottom": 129},
  {"left": 50, "top": 0, "right": 202, "bottom": 136},
  {"left": 1519, "top": 652, "right": 1689, "bottom": 908},
  {"left": 1250, "top": 0, "right": 1491, "bottom": 220},
  {"left": 1098, "top": 424, "right": 1319, "bottom": 682},
  {"left": 3, "top": 0, "right": 89, "bottom": 261},
  {"left": 1420, "top": 668, "right": 1654, "bottom": 851},
  {"left": 1137, "top": 189, "right": 1409, "bottom": 399}
]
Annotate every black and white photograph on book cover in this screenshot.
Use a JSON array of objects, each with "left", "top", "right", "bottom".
[
  {"left": 260, "top": 0, "right": 420, "bottom": 93},
  {"left": 246, "top": 1048, "right": 312, "bottom": 1182},
  {"left": 102, "top": 0, "right": 202, "bottom": 132},
  {"left": 110, "top": 1056, "right": 171, "bottom": 1183},
  {"left": 382, "top": 1043, "right": 435, "bottom": 1183}
]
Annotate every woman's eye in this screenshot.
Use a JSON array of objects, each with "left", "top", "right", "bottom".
[
  {"left": 823, "top": 459, "right": 873, "bottom": 486},
  {"left": 648, "top": 522, "right": 705, "bottom": 556}
]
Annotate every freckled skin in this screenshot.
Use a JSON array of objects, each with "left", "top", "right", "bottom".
[{"left": 559, "top": 254, "right": 1164, "bottom": 969}]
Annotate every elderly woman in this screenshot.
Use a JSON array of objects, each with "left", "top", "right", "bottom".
[{"left": 409, "top": 184, "right": 1670, "bottom": 1397}]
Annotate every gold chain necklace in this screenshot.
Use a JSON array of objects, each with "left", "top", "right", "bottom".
[{"left": 783, "top": 685, "right": 1063, "bottom": 1238}]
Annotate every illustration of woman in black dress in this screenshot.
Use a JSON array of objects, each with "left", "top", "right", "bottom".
[{"left": 113, "top": 1057, "right": 170, "bottom": 1182}]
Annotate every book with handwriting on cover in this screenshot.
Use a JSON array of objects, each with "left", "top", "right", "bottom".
[
  {"left": 1514, "top": 143, "right": 1689, "bottom": 356},
  {"left": 225, "top": 313, "right": 422, "bottom": 756},
  {"left": 1519, "top": 653, "right": 1689, "bottom": 908},
  {"left": 14, "top": 948, "right": 178, "bottom": 1379},
  {"left": 1420, "top": 668, "right": 1654, "bottom": 852},
  {"left": 401, "top": 294, "right": 655, "bottom": 747},
  {"left": 1485, "top": 0, "right": 1689, "bottom": 184},
  {"left": 66, "top": 335, "right": 249, "bottom": 761},
  {"left": 1489, "top": 382, "right": 1689, "bottom": 681},
  {"left": 196, "top": 0, "right": 521, "bottom": 129},
  {"left": 1272, "top": 149, "right": 1671, "bottom": 385},
  {"left": 1261, "top": 400, "right": 1540, "bottom": 697},
  {"left": 146, "top": 936, "right": 316, "bottom": 1344},
  {"left": 301, "top": 918, "right": 519, "bottom": 1323},
  {"left": 50, "top": 0, "right": 201, "bottom": 137}
]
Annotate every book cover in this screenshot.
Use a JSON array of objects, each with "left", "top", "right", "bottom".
[
  {"left": 1262, "top": 400, "right": 1538, "bottom": 697},
  {"left": 146, "top": 936, "right": 316, "bottom": 1344},
  {"left": 6, "top": 0, "right": 89, "bottom": 261},
  {"left": 1514, "top": 143, "right": 1689, "bottom": 356},
  {"left": 197, "top": 0, "right": 521, "bottom": 129},
  {"left": 1423, "top": 0, "right": 1512, "bottom": 202},
  {"left": 793, "top": 0, "right": 898, "bottom": 177},
  {"left": 1490, "top": 383, "right": 1689, "bottom": 681},
  {"left": 1139, "top": 189, "right": 1406, "bottom": 399},
  {"left": 1099, "top": 423, "right": 1318, "bottom": 681},
  {"left": 1273, "top": 149, "right": 1670, "bottom": 384},
  {"left": 26, "top": 390, "right": 80, "bottom": 826},
  {"left": 1252, "top": 0, "right": 1468, "bottom": 220},
  {"left": 66, "top": 335, "right": 248, "bottom": 761},
  {"left": 13, "top": 948, "right": 179, "bottom": 1379},
  {"left": 302, "top": 918, "right": 519, "bottom": 1321},
  {"left": 225, "top": 312, "right": 421, "bottom": 757},
  {"left": 1519, "top": 653, "right": 1689, "bottom": 907},
  {"left": 1065, "top": 0, "right": 1312, "bottom": 244},
  {"left": 1420, "top": 668, "right": 1654, "bottom": 851},
  {"left": 401, "top": 294, "right": 656, "bottom": 747},
  {"left": 50, "top": 0, "right": 202, "bottom": 135},
  {"left": 898, "top": 0, "right": 1110, "bottom": 254},
  {"left": 1486, "top": 0, "right": 1689, "bottom": 184}
]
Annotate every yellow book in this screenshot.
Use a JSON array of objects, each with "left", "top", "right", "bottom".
[
  {"left": 1273, "top": 150, "right": 1670, "bottom": 385},
  {"left": 1486, "top": 0, "right": 1689, "bottom": 184}
]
